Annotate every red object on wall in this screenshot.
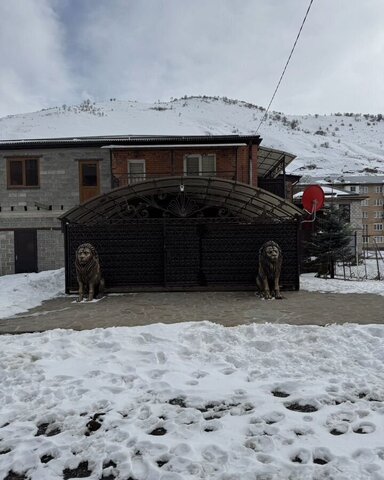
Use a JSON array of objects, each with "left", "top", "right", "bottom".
[{"left": 302, "top": 185, "right": 325, "bottom": 213}]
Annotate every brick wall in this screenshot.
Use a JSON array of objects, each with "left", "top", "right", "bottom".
[
  {"left": 0, "top": 146, "right": 110, "bottom": 275},
  {"left": 112, "top": 146, "right": 256, "bottom": 185},
  {"left": 0, "top": 147, "right": 110, "bottom": 210},
  {"left": 37, "top": 230, "right": 65, "bottom": 271},
  {"left": 0, "top": 231, "right": 14, "bottom": 275}
]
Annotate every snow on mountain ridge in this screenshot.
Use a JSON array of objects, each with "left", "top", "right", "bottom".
[{"left": 1, "top": 96, "right": 383, "bottom": 177}]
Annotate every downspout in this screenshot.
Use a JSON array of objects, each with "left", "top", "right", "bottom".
[
  {"left": 234, "top": 147, "right": 239, "bottom": 182},
  {"left": 282, "top": 155, "right": 286, "bottom": 199},
  {"left": 109, "top": 148, "right": 114, "bottom": 189},
  {"left": 248, "top": 140, "right": 253, "bottom": 185}
]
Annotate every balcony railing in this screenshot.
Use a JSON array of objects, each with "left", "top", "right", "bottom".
[{"left": 112, "top": 171, "right": 237, "bottom": 188}]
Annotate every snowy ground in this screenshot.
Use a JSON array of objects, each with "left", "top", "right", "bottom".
[{"left": 1, "top": 270, "right": 384, "bottom": 480}]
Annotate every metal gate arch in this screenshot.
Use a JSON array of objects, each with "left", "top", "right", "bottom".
[{"left": 62, "top": 177, "right": 302, "bottom": 293}]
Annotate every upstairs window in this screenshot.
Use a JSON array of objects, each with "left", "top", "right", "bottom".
[
  {"left": 184, "top": 154, "right": 216, "bottom": 176},
  {"left": 128, "top": 160, "right": 146, "bottom": 184},
  {"left": 7, "top": 158, "right": 39, "bottom": 188}
]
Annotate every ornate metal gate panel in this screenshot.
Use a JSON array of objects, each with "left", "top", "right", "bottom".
[
  {"left": 65, "top": 218, "right": 299, "bottom": 292},
  {"left": 201, "top": 222, "right": 298, "bottom": 288},
  {"left": 164, "top": 223, "right": 201, "bottom": 286},
  {"left": 66, "top": 223, "right": 164, "bottom": 290}
]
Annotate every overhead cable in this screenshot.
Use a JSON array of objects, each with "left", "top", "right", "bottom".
[{"left": 256, "top": 0, "right": 315, "bottom": 133}]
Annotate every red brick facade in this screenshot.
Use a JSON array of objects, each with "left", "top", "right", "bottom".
[{"left": 112, "top": 144, "right": 259, "bottom": 187}]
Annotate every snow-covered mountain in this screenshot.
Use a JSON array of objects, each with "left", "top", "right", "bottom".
[{"left": 1, "top": 96, "right": 383, "bottom": 177}]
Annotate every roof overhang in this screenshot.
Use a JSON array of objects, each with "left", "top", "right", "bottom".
[
  {"left": 258, "top": 146, "right": 296, "bottom": 178},
  {"left": 101, "top": 143, "right": 247, "bottom": 149},
  {"left": 60, "top": 176, "right": 303, "bottom": 225},
  {"left": 0, "top": 134, "right": 261, "bottom": 150}
]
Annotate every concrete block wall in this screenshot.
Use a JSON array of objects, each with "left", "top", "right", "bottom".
[
  {"left": 0, "top": 147, "right": 111, "bottom": 210},
  {"left": 0, "top": 146, "right": 111, "bottom": 275},
  {"left": 37, "top": 230, "right": 65, "bottom": 271},
  {"left": 0, "top": 231, "right": 14, "bottom": 275}
]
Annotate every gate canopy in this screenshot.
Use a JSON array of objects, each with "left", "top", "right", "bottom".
[{"left": 60, "top": 176, "right": 303, "bottom": 225}]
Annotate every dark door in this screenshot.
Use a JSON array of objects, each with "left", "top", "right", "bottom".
[{"left": 14, "top": 229, "right": 37, "bottom": 273}]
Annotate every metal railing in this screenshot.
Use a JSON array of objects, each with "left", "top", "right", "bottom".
[{"left": 112, "top": 171, "right": 237, "bottom": 188}]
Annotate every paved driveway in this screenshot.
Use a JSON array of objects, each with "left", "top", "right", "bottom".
[{"left": 0, "top": 290, "right": 382, "bottom": 334}]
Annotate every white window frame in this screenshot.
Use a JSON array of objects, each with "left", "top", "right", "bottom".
[
  {"left": 374, "top": 236, "right": 384, "bottom": 243},
  {"left": 128, "top": 159, "right": 146, "bottom": 184},
  {"left": 361, "top": 199, "right": 369, "bottom": 206},
  {"left": 373, "top": 223, "right": 383, "bottom": 231},
  {"left": 374, "top": 199, "right": 384, "bottom": 206},
  {"left": 184, "top": 154, "right": 216, "bottom": 176},
  {"left": 375, "top": 186, "right": 383, "bottom": 193},
  {"left": 374, "top": 211, "right": 384, "bottom": 219},
  {"left": 360, "top": 186, "right": 369, "bottom": 193},
  {"left": 362, "top": 211, "right": 368, "bottom": 219}
]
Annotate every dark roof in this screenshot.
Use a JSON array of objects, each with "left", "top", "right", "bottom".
[{"left": 0, "top": 134, "right": 262, "bottom": 150}]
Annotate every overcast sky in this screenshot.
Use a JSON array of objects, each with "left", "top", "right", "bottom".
[{"left": 1, "top": 0, "right": 384, "bottom": 118}]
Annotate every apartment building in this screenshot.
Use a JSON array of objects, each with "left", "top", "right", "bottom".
[{"left": 298, "top": 175, "right": 384, "bottom": 249}]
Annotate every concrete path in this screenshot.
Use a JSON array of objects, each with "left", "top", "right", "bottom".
[{"left": 0, "top": 290, "right": 383, "bottom": 334}]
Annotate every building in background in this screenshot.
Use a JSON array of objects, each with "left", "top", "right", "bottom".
[{"left": 296, "top": 175, "right": 384, "bottom": 250}]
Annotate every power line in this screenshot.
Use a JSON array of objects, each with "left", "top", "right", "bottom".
[{"left": 256, "top": 0, "right": 315, "bottom": 133}]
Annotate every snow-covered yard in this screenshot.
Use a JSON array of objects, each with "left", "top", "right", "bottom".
[{"left": 0, "top": 270, "right": 384, "bottom": 480}]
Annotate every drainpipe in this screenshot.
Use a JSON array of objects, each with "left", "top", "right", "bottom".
[
  {"left": 235, "top": 147, "right": 238, "bottom": 182},
  {"left": 282, "top": 155, "right": 286, "bottom": 199},
  {"left": 109, "top": 148, "right": 114, "bottom": 189},
  {"left": 248, "top": 140, "right": 253, "bottom": 185}
]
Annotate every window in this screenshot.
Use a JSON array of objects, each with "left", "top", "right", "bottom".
[
  {"left": 350, "top": 186, "right": 357, "bottom": 192},
  {"left": 184, "top": 154, "right": 216, "bottom": 176},
  {"left": 374, "top": 236, "right": 384, "bottom": 243},
  {"left": 7, "top": 158, "right": 39, "bottom": 187},
  {"left": 374, "top": 211, "right": 384, "bottom": 219},
  {"left": 374, "top": 223, "right": 383, "bottom": 231},
  {"left": 128, "top": 160, "right": 145, "bottom": 184},
  {"left": 360, "top": 186, "right": 369, "bottom": 193},
  {"left": 374, "top": 199, "right": 384, "bottom": 206},
  {"left": 362, "top": 211, "right": 368, "bottom": 219},
  {"left": 375, "top": 186, "right": 383, "bottom": 193},
  {"left": 361, "top": 199, "right": 369, "bottom": 206}
]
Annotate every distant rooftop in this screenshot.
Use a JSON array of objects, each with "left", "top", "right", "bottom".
[{"left": 299, "top": 175, "right": 384, "bottom": 185}]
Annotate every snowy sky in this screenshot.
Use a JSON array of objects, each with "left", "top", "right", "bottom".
[{"left": 1, "top": 0, "right": 384, "bottom": 118}]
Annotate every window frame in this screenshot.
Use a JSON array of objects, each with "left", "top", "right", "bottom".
[
  {"left": 184, "top": 154, "right": 216, "bottom": 176},
  {"left": 7, "top": 157, "right": 40, "bottom": 189},
  {"left": 128, "top": 159, "right": 146, "bottom": 184}
]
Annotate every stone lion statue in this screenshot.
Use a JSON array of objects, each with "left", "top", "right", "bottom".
[
  {"left": 75, "top": 243, "right": 104, "bottom": 302},
  {"left": 256, "top": 240, "right": 283, "bottom": 299}
]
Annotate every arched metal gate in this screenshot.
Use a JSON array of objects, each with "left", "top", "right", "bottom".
[{"left": 61, "top": 177, "right": 302, "bottom": 293}]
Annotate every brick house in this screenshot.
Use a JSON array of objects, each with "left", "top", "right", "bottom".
[{"left": 0, "top": 134, "right": 302, "bottom": 290}]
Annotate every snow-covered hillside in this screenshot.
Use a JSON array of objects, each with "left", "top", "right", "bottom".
[{"left": 1, "top": 96, "right": 383, "bottom": 177}]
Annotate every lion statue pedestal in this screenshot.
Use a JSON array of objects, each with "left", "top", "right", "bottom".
[
  {"left": 75, "top": 243, "right": 104, "bottom": 302},
  {"left": 256, "top": 240, "right": 283, "bottom": 299}
]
